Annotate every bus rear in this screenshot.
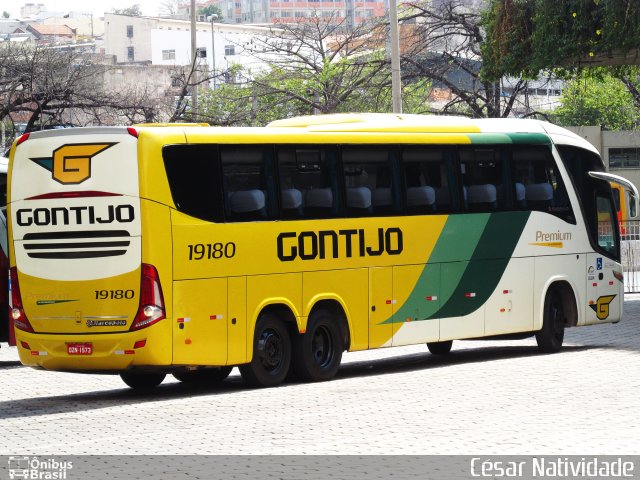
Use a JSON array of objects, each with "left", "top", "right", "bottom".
[{"left": 8, "top": 128, "right": 170, "bottom": 372}]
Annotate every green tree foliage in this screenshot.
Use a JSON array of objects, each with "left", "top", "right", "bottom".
[
  {"left": 482, "top": 0, "right": 640, "bottom": 80},
  {"left": 2, "top": 11, "right": 10, "bottom": 18},
  {"left": 554, "top": 70, "right": 640, "bottom": 130},
  {"left": 199, "top": 5, "right": 224, "bottom": 22},
  {"left": 111, "top": 4, "right": 143, "bottom": 16}
]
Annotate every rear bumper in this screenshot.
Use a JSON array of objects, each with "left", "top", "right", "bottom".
[{"left": 15, "top": 321, "right": 171, "bottom": 372}]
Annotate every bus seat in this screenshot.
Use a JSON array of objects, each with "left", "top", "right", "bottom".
[
  {"left": 468, "top": 184, "right": 497, "bottom": 211},
  {"left": 347, "top": 186, "right": 372, "bottom": 215},
  {"left": 407, "top": 186, "right": 435, "bottom": 213},
  {"left": 230, "top": 189, "right": 266, "bottom": 219},
  {"left": 525, "top": 183, "right": 553, "bottom": 210},
  {"left": 304, "top": 188, "right": 334, "bottom": 217},
  {"left": 281, "top": 188, "right": 303, "bottom": 217}
]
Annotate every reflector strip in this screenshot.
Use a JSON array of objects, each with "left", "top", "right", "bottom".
[
  {"left": 115, "top": 350, "right": 135, "bottom": 355},
  {"left": 385, "top": 299, "right": 397, "bottom": 305},
  {"left": 500, "top": 308, "right": 506, "bottom": 313},
  {"left": 177, "top": 317, "right": 191, "bottom": 323},
  {"left": 425, "top": 296, "right": 438, "bottom": 301},
  {"left": 465, "top": 293, "right": 476, "bottom": 298},
  {"left": 210, "top": 314, "right": 224, "bottom": 320},
  {"left": 30, "top": 351, "right": 47, "bottom": 356},
  {"left": 503, "top": 290, "right": 512, "bottom": 294},
  {"left": 593, "top": 283, "right": 598, "bottom": 287},
  {"left": 609, "top": 281, "right": 614, "bottom": 286}
]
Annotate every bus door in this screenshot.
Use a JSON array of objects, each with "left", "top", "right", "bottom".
[{"left": 585, "top": 189, "right": 622, "bottom": 325}]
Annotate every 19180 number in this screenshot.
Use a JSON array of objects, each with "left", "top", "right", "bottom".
[
  {"left": 95, "top": 290, "right": 134, "bottom": 300},
  {"left": 188, "top": 242, "right": 236, "bottom": 260}
]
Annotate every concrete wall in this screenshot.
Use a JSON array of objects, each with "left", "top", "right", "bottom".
[{"left": 567, "top": 126, "right": 640, "bottom": 191}]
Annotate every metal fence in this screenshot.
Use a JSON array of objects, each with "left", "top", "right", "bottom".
[{"left": 621, "top": 220, "right": 640, "bottom": 293}]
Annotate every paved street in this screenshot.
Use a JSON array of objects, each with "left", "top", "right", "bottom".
[{"left": 1, "top": 296, "right": 639, "bottom": 455}]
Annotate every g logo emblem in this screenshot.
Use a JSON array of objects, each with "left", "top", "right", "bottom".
[
  {"left": 589, "top": 295, "right": 616, "bottom": 320},
  {"left": 31, "top": 143, "right": 116, "bottom": 185}
]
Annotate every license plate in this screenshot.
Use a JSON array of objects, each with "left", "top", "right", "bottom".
[{"left": 67, "top": 343, "right": 93, "bottom": 355}]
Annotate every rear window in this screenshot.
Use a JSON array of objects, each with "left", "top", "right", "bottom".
[{"left": 163, "top": 144, "right": 223, "bottom": 222}]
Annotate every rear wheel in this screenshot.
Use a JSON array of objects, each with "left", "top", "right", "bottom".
[
  {"left": 239, "top": 313, "right": 291, "bottom": 387},
  {"left": 173, "top": 367, "right": 232, "bottom": 384},
  {"left": 120, "top": 372, "right": 166, "bottom": 389},
  {"left": 427, "top": 340, "right": 453, "bottom": 355},
  {"left": 291, "top": 309, "right": 343, "bottom": 382},
  {"left": 536, "top": 287, "right": 566, "bottom": 353}
]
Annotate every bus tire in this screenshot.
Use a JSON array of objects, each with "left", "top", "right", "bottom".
[
  {"left": 120, "top": 372, "right": 166, "bottom": 389},
  {"left": 173, "top": 367, "right": 232, "bottom": 384},
  {"left": 291, "top": 309, "right": 343, "bottom": 382},
  {"left": 427, "top": 340, "right": 453, "bottom": 355},
  {"left": 240, "top": 313, "right": 291, "bottom": 387},
  {"left": 536, "top": 287, "right": 566, "bottom": 353}
]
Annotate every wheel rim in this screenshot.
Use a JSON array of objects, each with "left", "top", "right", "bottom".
[
  {"left": 257, "top": 328, "right": 284, "bottom": 372},
  {"left": 311, "top": 325, "right": 334, "bottom": 368}
]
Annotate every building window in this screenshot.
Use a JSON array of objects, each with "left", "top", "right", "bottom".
[
  {"left": 162, "top": 49, "right": 176, "bottom": 60},
  {"left": 609, "top": 148, "right": 640, "bottom": 169},
  {"left": 127, "top": 46, "right": 134, "bottom": 62},
  {"left": 126, "top": 25, "right": 133, "bottom": 38},
  {"left": 224, "top": 45, "right": 235, "bottom": 56},
  {"left": 196, "top": 47, "right": 207, "bottom": 58},
  {"left": 281, "top": 11, "right": 292, "bottom": 17}
]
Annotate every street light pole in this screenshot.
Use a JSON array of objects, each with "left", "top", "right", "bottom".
[
  {"left": 389, "top": 0, "right": 402, "bottom": 113},
  {"left": 190, "top": 0, "right": 198, "bottom": 117},
  {"left": 210, "top": 14, "right": 218, "bottom": 89}
]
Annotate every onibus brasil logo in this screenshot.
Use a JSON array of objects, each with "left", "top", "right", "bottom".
[
  {"left": 30, "top": 143, "right": 116, "bottom": 185},
  {"left": 7, "top": 456, "right": 73, "bottom": 479}
]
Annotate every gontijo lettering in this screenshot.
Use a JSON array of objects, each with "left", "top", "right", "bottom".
[
  {"left": 16, "top": 205, "right": 135, "bottom": 226},
  {"left": 277, "top": 227, "right": 403, "bottom": 261}
]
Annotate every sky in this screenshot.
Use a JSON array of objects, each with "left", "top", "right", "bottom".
[{"left": 3, "top": 0, "right": 163, "bottom": 19}]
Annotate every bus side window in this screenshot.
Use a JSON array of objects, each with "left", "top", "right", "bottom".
[
  {"left": 221, "top": 146, "right": 274, "bottom": 222},
  {"left": 401, "top": 147, "right": 452, "bottom": 214},
  {"left": 459, "top": 146, "right": 504, "bottom": 212},
  {"left": 277, "top": 146, "right": 338, "bottom": 219},
  {"left": 512, "top": 145, "right": 574, "bottom": 223},
  {"left": 341, "top": 147, "right": 396, "bottom": 217}
]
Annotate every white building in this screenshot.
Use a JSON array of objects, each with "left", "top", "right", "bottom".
[{"left": 104, "top": 13, "right": 275, "bottom": 80}]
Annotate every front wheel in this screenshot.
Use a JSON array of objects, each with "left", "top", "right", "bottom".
[
  {"left": 291, "top": 309, "right": 344, "bottom": 382},
  {"left": 239, "top": 313, "right": 291, "bottom": 387},
  {"left": 536, "top": 288, "right": 566, "bottom": 353},
  {"left": 120, "top": 372, "right": 166, "bottom": 389},
  {"left": 427, "top": 340, "right": 453, "bottom": 355},
  {"left": 173, "top": 367, "right": 232, "bottom": 384}
]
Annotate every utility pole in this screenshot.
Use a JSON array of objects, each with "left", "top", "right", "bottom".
[
  {"left": 389, "top": 0, "right": 402, "bottom": 113},
  {"left": 190, "top": 0, "right": 198, "bottom": 117}
]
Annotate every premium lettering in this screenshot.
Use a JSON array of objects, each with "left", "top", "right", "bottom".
[
  {"left": 277, "top": 228, "right": 403, "bottom": 261},
  {"left": 535, "top": 230, "right": 572, "bottom": 242},
  {"left": 16, "top": 204, "right": 135, "bottom": 226}
]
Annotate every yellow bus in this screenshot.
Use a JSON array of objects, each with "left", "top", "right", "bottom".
[{"left": 7, "top": 114, "right": 638, "bottom": 389}]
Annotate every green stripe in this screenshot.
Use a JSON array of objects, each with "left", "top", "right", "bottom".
[
  {"left": 382, "top": 211, "right": 530, "bottom": 325},
  {"left": 435, "top": 211, "right": 530, "bottom": 319},
  {"left": 384, "top": 214, "right": 491, "bottom": 325},
  {"left": 467, "top": 133, "right": 550, "bottom": 145}
]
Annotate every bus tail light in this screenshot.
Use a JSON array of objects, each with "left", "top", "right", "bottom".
[
  {"left": 10, "top": 267, "right": 34, "bottom": 333},
  {"left": 131, "top": 264, "right": 165, "bottom": 331}
]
